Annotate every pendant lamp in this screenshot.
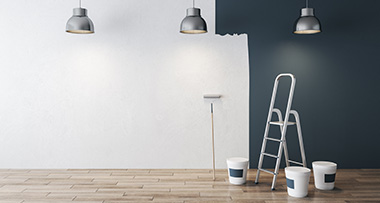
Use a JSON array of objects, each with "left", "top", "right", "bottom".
[
  {"left": 294, "top": 0, "right": 321, "bottom": 34},
  {"left": 66, "top": 0, "right": 94, "bottom": 34},
  {"left": 180, "top": 0, "right": 207, "bottom": 34}
]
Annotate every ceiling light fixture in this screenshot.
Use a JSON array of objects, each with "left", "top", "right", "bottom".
[
  {"left": 66, "top": 0, "right": 94, "bottom": 34},
  {"left": 294, "top": 0, "right": 321, "bottom": 34},
  {"left": 180, "top": 0, "right": 207, "bottom": 34}
]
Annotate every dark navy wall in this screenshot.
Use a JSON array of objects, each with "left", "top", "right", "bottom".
[{"left": 216, "top": 0, "right": 380, "bottom": 168}]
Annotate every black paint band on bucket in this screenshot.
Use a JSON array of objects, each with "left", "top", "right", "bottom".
[
  {"left": 325, "top": 173, "right": 336, "bottom": 183},
  {"left": 229, "top": 168, "right": 243, "bottom": 178}
]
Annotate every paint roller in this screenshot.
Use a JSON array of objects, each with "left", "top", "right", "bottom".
[{"left": 203, "top": 94, "right": 222, "bottom": 180}]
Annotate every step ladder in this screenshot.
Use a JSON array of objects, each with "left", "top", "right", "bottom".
[{"left": 255, "top": 73, "right": 307, "bottom": 190}]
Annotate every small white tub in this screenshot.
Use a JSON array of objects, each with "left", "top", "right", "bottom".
[
  {"left": 226, "top": 157, "right": 249, "bottom": 185},
  {"left": 285, "top": 166, "right": 311, "bottom": 198},
  {"left": 312, "top": 161, "right": 337, "bottom": 190}
]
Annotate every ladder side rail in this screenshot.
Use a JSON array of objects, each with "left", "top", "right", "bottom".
[
  {"left": 271, "top": 74, "right": 297, "bottom": 190},
  {"left": 278, "top": 74, "right": 296, "bottom": 130},
  {"left": 290, "top": 110, "right": 307, "bottom": 167},
  {"left": 273, "top": 73, "right": 296, "bottom": 131},
  {"left": 255, "top": 78, "right": 281, "bottom": 184},
  {"left": 272, "top": 108, "right": 290, "bottom": 167}
]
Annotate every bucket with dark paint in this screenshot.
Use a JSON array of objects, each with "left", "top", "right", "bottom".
[
  {"left": 312, "top": 161, "right": 337, "bottom": 190},
  {"left": 226, "top": 157, "right": 249, "bottom": 185},
  {"left": 285, "top": 166, "right": 311, "bottom": 198}
]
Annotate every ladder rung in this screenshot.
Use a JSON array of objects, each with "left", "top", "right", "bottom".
[
  {"left": 265, "top": 137, "right": 282, "bottom": 142},
  {"left": 258, "top": 168, "right": 277, "bottom": 175},
  {"left": 269, "top": 121, "right": 296, "bottom": 126},
  {"left": 261, "top": 152, "right": 279, "bottom": 159},
  {"left": 288, "top": 160, "right": 303, "bottom": 166}
]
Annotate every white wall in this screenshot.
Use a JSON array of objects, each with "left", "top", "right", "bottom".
[{"left": 0, "top": 0, "right": 249, "bottom": 168}]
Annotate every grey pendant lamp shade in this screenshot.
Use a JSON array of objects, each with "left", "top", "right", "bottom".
[
  {"left": 294, "top": 0, "right": 321, "bottom": 34},
  {"left": 66, "top": 0, "right": 94, "bottom": 34},
  {"left": 180, "top": 0, "right": 207, "bottom": 34}
]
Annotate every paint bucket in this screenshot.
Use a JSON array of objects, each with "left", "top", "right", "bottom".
[
  {"left": 226, "top": 157, "right": 249, "bottom": 185},
  {"left": 312, "top": 161, "right": 337, "bottom": 190},
  {"left": 285, "top": 166, "right": 311, "bottom": 198}
]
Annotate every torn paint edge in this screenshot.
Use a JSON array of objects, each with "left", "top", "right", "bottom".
[{"left": 215, "top": 33, "right": 248, "bottom": 37}]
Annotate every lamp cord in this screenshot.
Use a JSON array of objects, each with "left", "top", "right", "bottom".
[
  {"left": 306, "top": 0, "right": 309, "bottom": 8},
  {"left": 79, "top": 0, "right": 82, "bottom": 8},
  {"left": 193, "top": 0, "right": 195, "bottom": 8}
]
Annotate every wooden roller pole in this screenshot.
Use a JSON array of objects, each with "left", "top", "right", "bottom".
[{"left": 211, "top": 103, "right": 216, "bottom": 180}]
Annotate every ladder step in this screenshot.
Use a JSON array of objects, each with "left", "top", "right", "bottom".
[
  {"left": 261, "top": 152, "right": 279, "bottom": 159},
  {"left": 288, "top": 160, "right": 303, "bottom": 166},
  {"left": 258, "top": 168, "right": 277, "bottom": 175},
  {"left": 269, "top": 121, "right": 296, "bottom": 126},
  {"left": 265, "top": 137, "right": 282, "bottom": 142}
]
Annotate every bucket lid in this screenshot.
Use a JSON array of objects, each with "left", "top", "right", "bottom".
[
  {"left": 227, "top": 157, "right": 249, "bottom": 163},
  {"left": 285, "top": 166, "right": 311, "bottom": 175},
  {"left": 312, "top": 161, "right": 337, "bottom": 169}
]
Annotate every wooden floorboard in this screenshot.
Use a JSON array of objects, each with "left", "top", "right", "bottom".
[{"left": 0, "top": 169, "right": 378, "bottom": 202}]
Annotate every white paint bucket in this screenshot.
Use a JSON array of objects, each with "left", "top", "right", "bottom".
[
  {"left": 226, "top": 157, "right": 249, "bottom": 185},
  {"left": 312, "top": 161, "right": 337, "bottom": 190},
  {"left": 285, "top": 166, "right": 311, "bottom": 198}
]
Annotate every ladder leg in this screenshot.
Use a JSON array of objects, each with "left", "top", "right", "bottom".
[
  {"left": 271, "top": 174, "right": 278, "bottom": 191},
  {"left": 272, "top": 108, "right": 293, "bottom": 189},
  {"left": 255, "top": 127, "right": 270, "bottom": 184},
  {"left": 255, "top": 169, "right": 261, "bottom": 184},
  {"left": 291, "top": 110, "right": 307, "bottom": 167},
  {"left": 271, "top": 73, "right": 296, "bottom": 190},
  {"left": 273, "top": 109, "right": 289, "bottom": 167},
  {"left": 282, "top": 139, "right": 290, "bottom": 167},
  {"left": 271, "top": 142, "right": 284, "bottom": 190},
  {"left": 256, "top": 82, "right": 280, "bottom": 184}
]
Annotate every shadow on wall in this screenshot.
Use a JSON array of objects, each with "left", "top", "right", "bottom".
[{"left": 216, "top": 0, "right": 380, "bottom": 168}]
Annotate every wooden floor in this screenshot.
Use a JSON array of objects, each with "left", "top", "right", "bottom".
[{"left": 0, "top": 169, "right": 379, "bottom": 202}]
